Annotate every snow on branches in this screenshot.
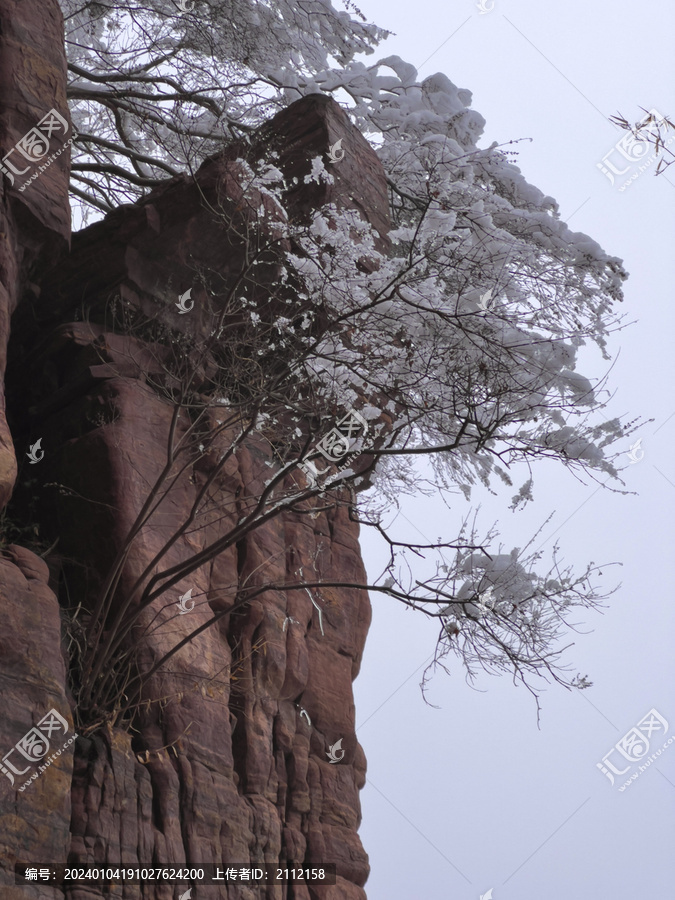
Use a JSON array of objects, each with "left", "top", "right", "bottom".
[{"left": 57, "top": 0, "right": 638, "bottom": 698}]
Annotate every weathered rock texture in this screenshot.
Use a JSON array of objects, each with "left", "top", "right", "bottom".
[
  {"left": 0, "top": 0, "right": 74, "bottom": 890},
  {"left": 0, "top": 0, "right": 71, "bottom": 509},
  {"left": 0, "top": 11, "right": 391, "bottom": 892}
]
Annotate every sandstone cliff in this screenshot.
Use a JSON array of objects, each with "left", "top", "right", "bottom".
[{"left": 0, "top": 1, "right": 391, "bottom": 896}]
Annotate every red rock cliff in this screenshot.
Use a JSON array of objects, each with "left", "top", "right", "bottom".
[{"left": 0, "top": 1, "right": 390, "bottom": 896}]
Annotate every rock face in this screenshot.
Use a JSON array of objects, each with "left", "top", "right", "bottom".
[
  {"left": 0, "top": 17, "right": 390, "bottom": 894},
  {"left": 0, "top": 0, "right": 71, "bottom": 509}
]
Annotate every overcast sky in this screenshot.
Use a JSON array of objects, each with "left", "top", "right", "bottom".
[{"left": 351, "top": 1, "right": 675, "bottom": 898}]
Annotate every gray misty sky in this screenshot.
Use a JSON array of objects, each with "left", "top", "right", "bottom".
[{"left": 351, "top": 1, "right": 675, "bottom": 898}]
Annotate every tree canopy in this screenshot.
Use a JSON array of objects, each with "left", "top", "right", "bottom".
[{"left": 58, "top": 0, "right": 638, "bottom": 712}]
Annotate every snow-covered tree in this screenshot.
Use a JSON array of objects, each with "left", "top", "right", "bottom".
[
  {"left": 62, "top": 0, "right": 388, "bottom": 210},
  {"left": 57, "top": 0, "right": 639, "bottom": 716}
]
